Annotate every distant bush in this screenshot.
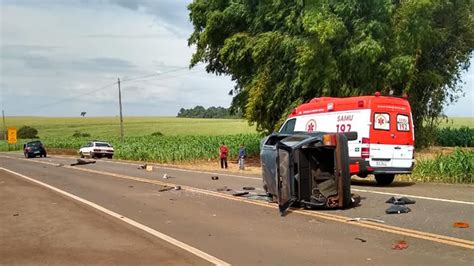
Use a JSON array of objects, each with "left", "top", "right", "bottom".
[
  {"left": 72, "top": 131, "right": 91, "bottom": 138},
  {"left": 436, "top": 127, "right": 473, "bottom": 147},
  {"left": 412, "top": 148, "right": 473, "bottom": 183},
  {"left": 151, "top": 131, "right": 164, "bottom": 137},
  {"left": 17, "top": 126, "right": 39, "bottom": 139}
]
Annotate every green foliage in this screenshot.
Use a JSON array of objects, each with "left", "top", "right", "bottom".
[
  {"left": 436, "top": 127, "right": 473, "bottom": 147},
  {"left": 412, "top": 148, "right": 473, "bottom": 183},
  {"left": 177, "top": 105, "right": 241, "bottom": 118},
  {"left": 188, "top": 0, "right": 474, "bottom": 140},
  {"left": 72, "top": 131, "right": 91, "bottom": 138},
  {"left": 21, "top": 134, "right": 261, "bottom": 163},
  {"left": 17, "top": 126, "right": 39, "bottom": 139}
]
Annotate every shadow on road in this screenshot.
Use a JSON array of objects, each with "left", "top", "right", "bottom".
[{"left": 351, "top": 179, "right": 415, "bottom": 188}]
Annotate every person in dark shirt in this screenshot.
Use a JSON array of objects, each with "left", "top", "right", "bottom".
[
  {"left": 219, "top": 143, "right": 228, "bottom": 169},
  {"left": 238, "top": 144, "right": 246, "bottom": 170}
]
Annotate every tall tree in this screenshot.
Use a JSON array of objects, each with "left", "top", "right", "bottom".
[{"left": 188, "top": 0, "right": 474, "bottom": 145}]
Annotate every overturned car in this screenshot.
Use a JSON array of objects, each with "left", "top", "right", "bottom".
[{"left": 260, "top": 132, "right": 358, "bottom": 215}]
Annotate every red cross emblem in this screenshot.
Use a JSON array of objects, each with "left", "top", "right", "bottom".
[
  {"left": 306, "top": 120, "right": 317, "bottom": 132},
  {"left": 378, "top": 117, "right": 385, "bottom": 125}
]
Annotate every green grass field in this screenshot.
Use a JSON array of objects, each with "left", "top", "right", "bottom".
[
  {"left": 3, "top": 116, "right": 257, "bottom": 139},
  {"left": 438, "top": 117, "right": 474, "bottom": 128}
]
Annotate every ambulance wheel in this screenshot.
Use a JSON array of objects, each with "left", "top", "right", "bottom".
[{"left": 375, "top": 174, "right": 395, "bottom": 186}]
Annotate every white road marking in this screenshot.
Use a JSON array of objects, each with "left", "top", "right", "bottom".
[
  {"left": 2, "top": 153, "right": 473, "bottom": 205},
  {"left": 0, "top": 167, "right": 231, "bottom": 266},
  {"left": 351, "top": 188, "right": 474, "bottom": 205}
]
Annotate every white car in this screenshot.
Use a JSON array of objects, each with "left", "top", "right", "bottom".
[{"left": 79, "top": 141, "right": 114, "bottom": 159}]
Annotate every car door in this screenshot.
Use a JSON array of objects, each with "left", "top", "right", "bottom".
[{"left": 276, "top": 144, "right": 296, "bottom": 216}]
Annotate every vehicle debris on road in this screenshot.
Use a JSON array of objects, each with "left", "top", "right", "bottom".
[
  {"left": 354, "top": 237, "right": 367, "bottom": 243},
  {"left": 232, "top": 191, "right": 249, "bottom": 197},
  {"left": 386, "top": 196, "right": 416, "bottom": 205},
  {"left": 385, "top": 204, "right": 411, "bottom": 214},
  {"left": 242, "top": 186, "right": 255, "bottom": 190},
  {"left": 70, "top": 158, "right": 96, "bottom": 166},
  {"left": 211, "top": 176, "right": 219, "bottom": 180},
  {"left": 392, "top": 240, "right": 409, "bottom": 250},
  {"left": 216, "top": 186, "right": 232, "bottom": 192},
  {"left": 453, "top": 222, "right": 470, "bottom": 228},
  {"left": 346, "top": 217, "right": 385, "bottom": 223}
]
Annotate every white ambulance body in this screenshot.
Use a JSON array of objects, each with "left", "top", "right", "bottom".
[{"left": 279, "top": 93, "right": 415, "bottom": 185}]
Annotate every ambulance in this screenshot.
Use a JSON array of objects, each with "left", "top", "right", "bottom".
[{"left": 279, "top": 92, "right": 415, "bottom": 185}]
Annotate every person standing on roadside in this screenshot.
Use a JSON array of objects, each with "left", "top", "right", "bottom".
[
  {"left": 219, "top": 143, "right": 228, "bottom": 169},
  {"left": 238, "top": 144, "right": 246, "bottom": 170}
]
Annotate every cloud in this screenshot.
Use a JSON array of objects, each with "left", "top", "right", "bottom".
[{"left": 107, "top": 0, "right": 192, "bottom": 36}]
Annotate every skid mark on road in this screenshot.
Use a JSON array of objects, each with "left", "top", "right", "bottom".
[
  {"left": 0, "top": 167, "right": 230, "bottom": 266},
  {"left": 2, "top": 156, "right": 474, "bottom": 250}
]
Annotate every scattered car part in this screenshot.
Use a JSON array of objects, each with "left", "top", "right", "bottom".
[
  {"left": 354, "top": 238, "right": 367, "bottom": 243},
  {"left": 174, "top": 186, "right": 181, "bottom": 191},
  {"left": 453, "top": 222, "right": 469, "bottom": 228},
  {"left": 346, "top": 217, "right": 385, "bottom": 223},
  {"left": 233, "top": 191, "right": 250, "bottom": 197},
  {"left": 392, "top": 240, "right": 409, "bottom": 250},
  {"left": 386, "top": 196, "right": 416, "bottom": 205},
  {"left": 211, "top": 176, "right": 219, "bottom": 180},
  {"left": 158, "top": 186, "right": 174, "bottom": 192},
  {"left": 216, "top": 186, "right": 232, "bottom": 192},
  {"left": 70, "top": 158, "right": 96, "bottom": 166},
  {"left": 385, "top": 204, "right": 411, "bottom": 214},
  {"left": 242, "top": 186, "right": 255, "bottom": 190}
]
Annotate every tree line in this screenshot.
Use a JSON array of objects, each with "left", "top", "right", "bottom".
[
  {"left": 177, "top": 106, "right": 241, "bottom": 118},
  {"left": 187, "top": 0, "right": 473, "bottom": 147}
]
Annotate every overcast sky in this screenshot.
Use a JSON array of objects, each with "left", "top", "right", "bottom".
[{"left": 0, "top": 0, "right": 472, "bottom": 117}]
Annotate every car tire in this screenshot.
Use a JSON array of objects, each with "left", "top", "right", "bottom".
[
  {"left": 375, "top": 174, "right": 395, "bottom": 186},
  {"left": 43, "top": 153, "right": 47, "bottom": 158},
  {"left": 107, "top": 155, "right": 113, "bottom": 159},
  {"left": 90, "top": 152, "right": 95, "bottom": 159},
  {"left": 24, "top": 153, "right": 29, "bottom": 158},
  {"left": 80, "top": 152, "right": 84, "bottom": 158}
]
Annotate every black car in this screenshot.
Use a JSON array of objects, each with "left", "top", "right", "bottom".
[
  {"left": 260, "top": 131, "right": 358, "bottom": 216},
  {"left": 23, "top": 140, "right": 47, "bottom": 158}
]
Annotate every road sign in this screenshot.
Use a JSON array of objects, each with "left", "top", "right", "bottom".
[{"left": 7, "top": 127, "right": 17, "bottom": 144}]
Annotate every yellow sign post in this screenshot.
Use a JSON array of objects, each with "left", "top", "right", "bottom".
[{"left": 7, "top": 127, "right": 17, "bottom": 144}]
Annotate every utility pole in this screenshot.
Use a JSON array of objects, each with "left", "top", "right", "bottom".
[
  {"left": 2, "top": 110, "right": 6, "bottom": 141},
  {"left": 117, "top": 78, "right": 124, "bottom": 142}
]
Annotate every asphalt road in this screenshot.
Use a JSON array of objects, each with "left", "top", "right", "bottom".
[{"left": 0, "top": 153, "right": 473, "bottom": 265}]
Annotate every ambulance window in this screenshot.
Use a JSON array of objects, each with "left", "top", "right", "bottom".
[
  {"left": 280, "top": 119, "right": 296, "bottom": 133},
  {"left": 397, "top": 114, "right": 410, "bottom": 131},
  {"left": 373, "top": 113, "right": 390, "bottom": 130}
]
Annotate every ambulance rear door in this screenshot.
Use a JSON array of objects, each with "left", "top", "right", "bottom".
[{"left": 370, "top": 110, "right": 414, "bottom": 169}]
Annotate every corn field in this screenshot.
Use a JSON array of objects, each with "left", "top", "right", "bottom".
[
  {"left": 411, "top": 148, "right": 473, "bottom": 183},
  {"left": 0, "top": 134, "right": 262, "bottom": 163}
]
